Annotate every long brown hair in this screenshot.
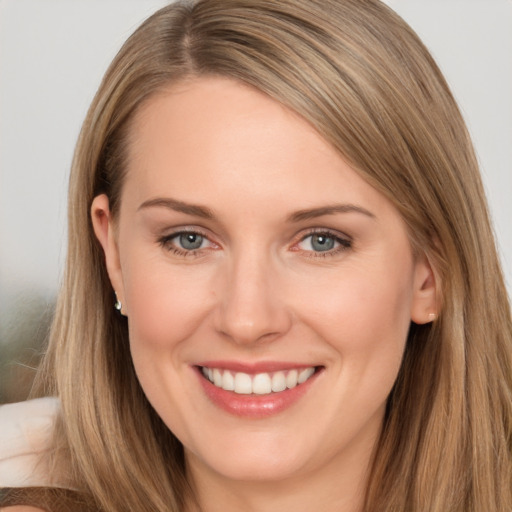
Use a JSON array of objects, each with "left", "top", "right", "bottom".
[{"left": 34, "top": 1, "right": 512, "bottom": 510}]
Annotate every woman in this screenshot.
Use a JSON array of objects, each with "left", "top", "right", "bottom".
[{"left": 1, "top": 0, "right": 511, "bottom": 511}]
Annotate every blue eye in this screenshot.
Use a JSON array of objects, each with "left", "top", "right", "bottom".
[
  {"left": 159, "top": 230, "right": 213, "bottom": 255},
  {"left": 178, "top": 232, "right": 205, "bottom": 250},
  {"left": 297, "top": 232, "right": 351, "bottom": 254},
  {"left": 309, "top": 234, "right": 336, "bottom": 252}
]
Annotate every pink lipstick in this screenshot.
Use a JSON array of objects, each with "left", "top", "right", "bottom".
[{"left": 195, "top": 362, "right": 322, "bottom": 418}]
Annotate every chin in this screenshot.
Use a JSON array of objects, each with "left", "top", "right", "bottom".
[
  {"left": 185, "top": 430, "right": 315, "bottom": 483},
  {"left": 196, "top": 451, "right": 308, "bottom": 483}
]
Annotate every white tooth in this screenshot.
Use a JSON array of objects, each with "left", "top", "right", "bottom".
[
  {"left": 298, "top": 367, "right": 315, "bottom": 384},
  {"left": 202, "top": 367, "right": 209, "bottom": 378},
  {"left": 213, "top": 368, "right": 223, "bottom": 387},
  {"left": 208, "top": 368, "right": 214, "bottom": 382},
  {"left": 222, "top": 370, "right": 235, "bottom": 391},
  {"left": 234, "top": 372, "right": 252, "bottom": 394},
  {"left": 253, "top": 373, "right": 272, "bottom": 395},
  {"left": 286, "top": 369, "right": 298, "bottom": 389},
  {"left": 271, "top": 371, "right": 287, "bottom": 392}
]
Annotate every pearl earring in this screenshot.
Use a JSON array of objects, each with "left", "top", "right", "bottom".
[
  {"left": 428, "top": 312, "right": 437, "bottom": 322},
  {"left": 114, "top": 293, "right": 122, "bottom": 312}
]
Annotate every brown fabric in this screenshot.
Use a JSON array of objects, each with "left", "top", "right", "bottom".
[{"left": 0, "top": 487, "right": 101, "bottom": 512}]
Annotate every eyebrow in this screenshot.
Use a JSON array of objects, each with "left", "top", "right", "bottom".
[
  {"left": 287, "top": 204, "right": 376, "bottom": 222},
  {"left": 138, "top": 197, "right": 375, "bottom": 222},
  {"left": 137, "top": 197, "right": 214, "bottom": 218}
]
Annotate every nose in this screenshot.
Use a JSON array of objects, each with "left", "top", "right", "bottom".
[{"left": 214, "top": 250, "right": 292, "bottom": 345}]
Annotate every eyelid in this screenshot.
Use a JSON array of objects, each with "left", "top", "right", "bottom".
[
  {"left": 159, "top": 226, "right": 211, "bottom": 241},
  {"left": 295, "top": 227, "right": 352, "bottom": 243}
]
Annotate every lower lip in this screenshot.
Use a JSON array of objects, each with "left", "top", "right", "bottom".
[{"left": 195, "top": 367, "right": 321, "bottom": 418}]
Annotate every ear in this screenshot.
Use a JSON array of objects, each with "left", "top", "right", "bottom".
[
  {"left": 91, "top": 194, "right": 127, "bottom": 315},
  {"left": 410, "top": 253, "right": 439, "bottom": 324}
]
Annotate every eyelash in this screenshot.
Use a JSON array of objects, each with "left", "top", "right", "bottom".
[
  {"left": 294, "top": 229, "right": 352, "bottom": 258},
  {"left": 158, "top": 229, "right": 214, "bottom": 258},
  {"left": 157, "top": 228, "right": 352, "bottom": 258}
]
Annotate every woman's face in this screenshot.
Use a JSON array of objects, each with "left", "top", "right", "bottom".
[{"left": 93, "top": 77, "right": 436, "bottom": 487}]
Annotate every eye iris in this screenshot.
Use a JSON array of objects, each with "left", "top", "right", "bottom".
[
  {"left": 179, "top": 233, "right": 203, "bottom": 250},
  {"left": 311, "top": 234, "right": 335, "bottom": 252}
]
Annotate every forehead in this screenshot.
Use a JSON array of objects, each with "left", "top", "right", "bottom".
[{"left": 121, "top": 76, "right": 395, "bottom": 221}]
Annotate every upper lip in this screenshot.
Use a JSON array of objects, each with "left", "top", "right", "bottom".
[{"left": 196, "top": 360, "right": 321, "bottom": 374}]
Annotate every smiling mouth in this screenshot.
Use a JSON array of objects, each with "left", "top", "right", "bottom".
[{"left": 200, "top": 366, "right": 319, "bottom": 395}]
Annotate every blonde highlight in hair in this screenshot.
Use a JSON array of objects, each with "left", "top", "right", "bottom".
[{"left": 33, "top": 1, "right": 512, "bottom": 511}]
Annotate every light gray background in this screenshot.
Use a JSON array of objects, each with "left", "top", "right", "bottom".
[{"left": 1, "top": 0, "right": 511, "bottom": 347}]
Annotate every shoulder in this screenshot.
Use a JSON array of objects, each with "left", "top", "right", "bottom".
[{"left": 0, "top": 398, "right": 59, "bottom": 488}]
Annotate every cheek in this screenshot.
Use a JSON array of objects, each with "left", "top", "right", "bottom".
[
  {"left": 122, "top": 256, "right": 215, "bottom": 352},
  {"left": 302, "top": 263, "right": 414, "bottom": 428},
  {"left": 297, "top": 259, "right": 414, "bottom": 363},
  {"left": 120, "top": 257, "right": 214, "bottom": 430}
]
